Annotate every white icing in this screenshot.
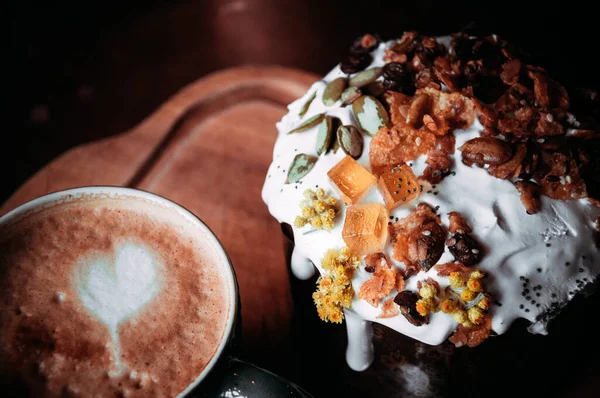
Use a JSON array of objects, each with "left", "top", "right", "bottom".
[
  {"left": 261, "top": 40, "right": 600, "bottom": 369},
  {"left": 75, "top": 242, "right": 162, "bottom": 371}
]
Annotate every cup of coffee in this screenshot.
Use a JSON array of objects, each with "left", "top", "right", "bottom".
[{"left": 0, "top": 186, "right": 312, "bottom": 397}]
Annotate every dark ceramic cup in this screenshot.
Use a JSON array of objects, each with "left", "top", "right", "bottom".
[
  {"left": 0, "top": 187, "right": 313, "bottom": 398},
  {"left": 281, "top": 222, "right": 600, "bottom": 397}
]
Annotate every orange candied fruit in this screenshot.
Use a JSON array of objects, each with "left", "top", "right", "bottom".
[
  {"left": 327, "top": 155, "right": 377, "bottom": 204},
  {"left": 342, "top": 203, "right": 388, "bottom": 255},
  {"left": 377, "top": 163, "right": 420, "bottom": 209}
]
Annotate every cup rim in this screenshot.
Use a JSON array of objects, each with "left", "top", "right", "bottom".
[{"left": 0, "top": 186, "right": 239, "bottom": 396}]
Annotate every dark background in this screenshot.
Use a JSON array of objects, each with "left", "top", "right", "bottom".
[{"left": 5, "top": 0, "right": 599, "bottom": 204}]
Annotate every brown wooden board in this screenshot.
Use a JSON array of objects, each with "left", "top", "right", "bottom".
[{"left": 1, "top": 66, "right": 319, "bottom": 372}]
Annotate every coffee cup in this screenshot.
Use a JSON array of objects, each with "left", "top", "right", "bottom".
[{"left": 0, "top": 186, "right": 312, "bottom": 397}]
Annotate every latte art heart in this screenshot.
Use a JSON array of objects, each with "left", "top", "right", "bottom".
[{"left": 75, "top": 242, "right": 163, "bottom": 370}]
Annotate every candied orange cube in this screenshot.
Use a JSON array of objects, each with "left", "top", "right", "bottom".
[
  {"left": 342, "top": 203, "right": 388, "bottom": 255},
  {"left": 327, "top": 156, "right": 376, "bottom": 204},
  {"left": 377, "top": 164, "right": 420, "bottom": 209}
]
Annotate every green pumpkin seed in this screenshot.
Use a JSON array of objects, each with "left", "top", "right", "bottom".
[
  {"left": 316, "top": 116, "right": 333, "bottom": 156},
  {"left": 349, "top": 67, "right": 382, "bottom": 88},
  {"left": 352, "top": 95, "right": 390, "bottom": 136},
  {"left": 322, "top": 77, "right": 347, "bottom": 106},
  {"left": 287, "top": 113, "right": 325, "bottom": 134},
  {"left": 285, "top": 154, "right": 319, "bottom": 184},
  {"left": 337, "top": 125, "right": 364, "bottom": 159},
  {"left": 341, "top": 86, "right": 362, "bottom": 106},
  {"left": 364, "top": 81, "right": 384, "bottom": 97},
  {"left": 327, "top": 117, "right": 342, "bottom": 154},
  {"left": 298, "top": 91, "right": 316, "bottom": 117}
]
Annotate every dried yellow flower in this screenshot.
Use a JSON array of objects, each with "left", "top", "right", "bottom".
[
  {"left": 461, "top": 288, "right": 477, "bottom": 302},
  {"left": 451, "top": 309, "right": 470, "bottom": 326},
  {"left": 441, "top": 299, "right": 457, "bottom": 314},
  {"left": 470, "top": 270, "right": 485, "bottom": 279},
  {"left": 416, "top": 298, "right": 436, "bottom": 316},
  {"left": 313, "top": 247, "right": 360, "bottom": 323},
  {"left": 449, "top": 272, "right": 466, "bottom": 288},
  {"left": 468, "top": 306, "right": 485, "bottom": 325},
  {"left": 295, "top": 189, "right": 338, "bottom": 231},
  {"left": 477, "top": 294, "right": 491, "bottom": 310},
  {"left": 419, "top": 284, "right": 437, "bottom": 299},
  {"left": 467, "top": 278, "right": 483, "bottom": 292}
]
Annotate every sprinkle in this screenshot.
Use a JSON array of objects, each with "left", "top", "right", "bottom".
[
  {"left": 525, "top": 308, "right": 530, "bottom": 313},
  {"left": 536, "top": 268, "right": 542, "bottom": 273},
  {"left": 526, "top": 296, "right": 531, "bottom": 301},
  {"left": 545, "top": 243, "right": 551, "bottom": 247},
  {"left": 519, "top": 304, "right": 524, "bottom": 309},
  {"left": 433, "top": 192, "right": 439, "bottom": 196},
  {"left": 427, "top": 190, "right": 432, "bottom": 194},
  {"left": 472, "top": 249, "right": 480, "bottom": 254},
  {"left": 582, "top": 255, "right": 587, "bottom": 260},
  {"left": 579, "top": 268, "right": 584, "bottom": 273},
  {"left": 551, "top": 293, "right": 557, "bottom": 298},
  {"left": 519, "top": 276, "right": 525, "bottom": 281},
  {"left": 565, "top": 262, "right": 570, "bottom": 267},
  {"left": 536, "top": 293, "right": 541, "bottom": 297}
]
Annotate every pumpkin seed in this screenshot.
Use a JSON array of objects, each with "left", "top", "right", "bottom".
[
  {"left": 337, "top": 125, "right": 363, "bottom": 159},
  {"left": 349, "top": 67, "right": 382, "bottom": 88},
  {"left": 316, "top": 116, "right": 333, "bottom": 156},
  {"left": 328, "top": 117, "right": 342, "bottom": 154},
  {"left": 352, "top": 95, "right": 390, "bottom": 136},
  {"left": 298, "top": 91, "right": 316, "bottom": 117},
  {"left": 340, "top": 86, "right": 362, "bottom": 106},
  {"left": 322, "top": 77, "right": 347, "bottom": 106},
  {"left": 287, "top": 113, "right": 325, "bottom": 134},
  {"left": 285, "top": 154, "right": 318, "bottom": 184}
]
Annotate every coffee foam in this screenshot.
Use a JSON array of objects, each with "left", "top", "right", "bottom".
[{"left": 0, "top": 193, "right": 232, "bottom": 397}]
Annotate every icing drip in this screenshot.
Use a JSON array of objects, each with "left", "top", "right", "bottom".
[
  {"left": 291, "top": 248, "right": 315, "bottom": 280},
  {"left": 344, "top": 310, "right": 374, "bottom": 371}
]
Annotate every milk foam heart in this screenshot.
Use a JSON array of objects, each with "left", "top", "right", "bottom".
[{"left": 75, "top": 242, "right": 162, "bottom": 370}]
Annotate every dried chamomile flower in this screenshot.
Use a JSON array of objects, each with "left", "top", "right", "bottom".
[
  {"left": 313, "top": 247, "right": 360, "bottom": 323},
  {"left": 294, "top": 188, "right": 338, "bottom": 231}
]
